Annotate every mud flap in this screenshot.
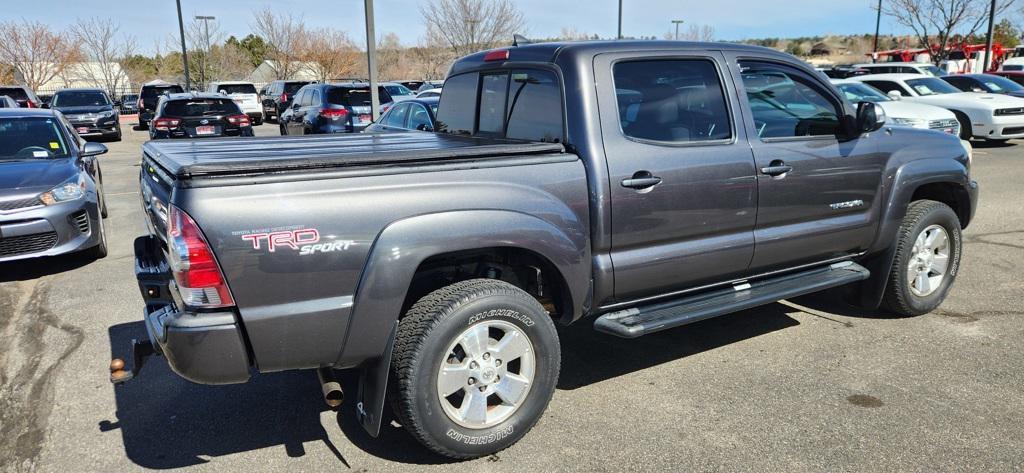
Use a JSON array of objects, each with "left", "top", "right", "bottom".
[{"left": 356, "top": 321, "right": 397, "bottom": 437}]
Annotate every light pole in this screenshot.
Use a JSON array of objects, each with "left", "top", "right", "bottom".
[
  {"left": 195, "top": 15, "right": 216, "bottom": 90},
  {"left": 983, "top": 0, "right": 997, "bottom": 72},
  {"left": 617, "top": 0, "right": 623, "bottom": 39},
  {"left": 364, "top": 0, "right": 380, "bottom": 120},
  {"left": 672, "top": 20, "right": 684, "bottom": 40},
  {"left": 175, "top": 0, "right": 190, "bottom": 90},
  {"left": 873, "top": 0, "right": 882, "bottom": 61}
]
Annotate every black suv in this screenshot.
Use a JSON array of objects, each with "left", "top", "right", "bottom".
[
  {"left": 0, "top": 85, "right": 42, "bottom": 108},
  {"left": 261, "top": 80, "right": 312, "bottom": 123},
  {"left": 48, "top": 88, "right": 121, "bottom": 141},
  {"left": 279, "top": 83, "right": 394, "bottom": 135},
  {"left": 137, "top": 82, "right": 184, "bottom": 129},
  {"left": 149, "top": 93, "right": 254, "bottom": 139}
]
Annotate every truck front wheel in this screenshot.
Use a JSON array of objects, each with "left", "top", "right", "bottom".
[
  {"left": 882, "top": 199, "right": 963, "bottom": 316},
  {"left": 390, "top": 279, "right": 560, "bottom": 459}
]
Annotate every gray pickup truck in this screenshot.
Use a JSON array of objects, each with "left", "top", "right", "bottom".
[{"left": 119, "top": 41, "right": 978, "bottom": 458}]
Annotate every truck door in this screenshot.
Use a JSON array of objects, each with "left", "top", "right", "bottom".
[
  {"left": 725, "top": 56, "right": 885, "bottom": 272},
  {"left": 594, "top": 51, "right": 759, "bottom": 300}
]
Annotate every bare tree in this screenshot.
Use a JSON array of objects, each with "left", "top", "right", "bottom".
[
  {"left": 683, "top": 24, "right": 716, "bottom": 42},
  {"left": 881, "top": 0, "right": 1018, "bottom": 64},
  {"left": 300, "top": 27, "right": 363, "bottom": 81},
  {"left": 409, "top": 38, "right": 456, "bottom": 79},
  {"left": 420, "top": 0, "right": 526, "bottom": 57},
  {"left": 70, "top": 17, "right": 136, "bottom": 97},
  {"left": 0, "top": 20, "right": 79, "bottom": 90},
  {"left": 251, "top": 9, "right": 308, "bottom": 79}
]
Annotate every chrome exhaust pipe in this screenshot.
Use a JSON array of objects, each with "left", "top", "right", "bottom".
[{"left": 317, "top": 367, "right": 344, "bottom": 408}]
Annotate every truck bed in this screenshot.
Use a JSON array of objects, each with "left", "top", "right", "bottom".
[{"left": 142, "top": 132, "right": 566, "bottom": 178}]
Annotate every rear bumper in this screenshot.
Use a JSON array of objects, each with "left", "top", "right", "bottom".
[{"left": 134, "top": 235, "right": 251, "bottom": 384}]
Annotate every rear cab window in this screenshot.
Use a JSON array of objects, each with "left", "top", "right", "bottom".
[
  {"left": 0, "top": 87, "right": 29, "bottom": 101},
  {"left": 436, "top": 69, "right": 564, "bottom": 142},
  {"left": 143, "top": 85, "right": 184, "bottom": 98}
]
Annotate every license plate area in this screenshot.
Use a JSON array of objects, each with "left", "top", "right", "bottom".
[
  {"left": 77, "top": 127, "right": 90, "bottom": 133},
  {"left": 195, "top": 125, "right": 216, "bottom": 135},
  {"left": 357, "top": 114, "right": 371, "bottom": 124}
]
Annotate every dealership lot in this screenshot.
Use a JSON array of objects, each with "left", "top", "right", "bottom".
[{"left": 1, "top": 124, "right": 1022, "bottom": 472}]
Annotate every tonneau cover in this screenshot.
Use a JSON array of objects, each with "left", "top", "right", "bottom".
[{"left": 142, "top": 132, "right": 565, "bottom": 178}]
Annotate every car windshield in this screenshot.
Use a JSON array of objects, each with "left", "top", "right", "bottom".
[
  {"left": 218, "top": 84, "right": 257, "bottom": 94},
  {"left": 142, "top": 85, "right": 184, "bottom": 97},
  {"left": 162, "top": 99, "right": 240, "bottom": 117},
  {"left": 923, "top": 65, "right": 948, "bottom": 77},
  {"left": 906, "top": 78, "right": 960, "bottom": 96},
  {"left": 836, "top": 83, "right": 890, "bottom": 103},
  {"left": 385, "top": 84, "right": 413, "bottom": 96},
  {"left": 0, "top": 117, "right": 69, "bottom": 161},
  {"left": 978, "top": 75, "right": 1024, "bottom": 93},
  {"left": 52, "top": 91, "right": 109, "bottom": 107}
]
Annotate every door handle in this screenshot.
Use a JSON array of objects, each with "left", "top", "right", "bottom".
[
  {"left": 621, "top": 171, "right": 662, "bottom": 190},
  {"left": 760, "top": 160, "right": 793, "bottom": 177}
]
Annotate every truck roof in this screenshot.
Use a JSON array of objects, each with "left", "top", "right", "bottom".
[
  {"left": 143, "top": 132, "right": 565, "bottom": 178},
  {"left": 450, "top": 40, "right": 790, "bottom": 75}
]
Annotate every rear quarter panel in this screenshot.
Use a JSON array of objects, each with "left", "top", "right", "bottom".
[{"left": 174, "top": 155, "right": 590, "bottom": 372}]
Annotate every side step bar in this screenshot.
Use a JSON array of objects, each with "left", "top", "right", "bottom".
[{"left": 594, "top": 261, "right": 870, "bottom": 338}]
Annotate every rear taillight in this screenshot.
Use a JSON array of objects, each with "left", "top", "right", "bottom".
[
  {"left": 25, "top": 100, "right": 37, "bottom": 108},
  {"left": 484, "top": 49, "right": 510, "bottom": 62},
  {"left": 167, "top": 206, "right": 235, "bottom": 308},
  {"left": 320, "top": 108, "right": 349, "bottom": 120},
  {"left": 380, "top": 103, "right": 392, "bottom": 114},
  {"left": 226, "top": 114, "right": 251, "bottom": 127},
  {"left": 137, "top": 98, "right": 143, "bottom": 110},
  {"left": 280, "top": 93, "right": 288, "bottom": 103},
  {"left": 153, "top": 118, "right": 181, "bottom": 131}
]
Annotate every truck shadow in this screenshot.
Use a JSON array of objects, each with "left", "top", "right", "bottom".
[
  {"left": 103, "top": 321, "right": 350, "bottom": 469},
  {"left": 106, "top": 304, "right": 802, "bottom": 466},
  {"left": 556, "top": 303, "right": 800, "bottom": 390}
]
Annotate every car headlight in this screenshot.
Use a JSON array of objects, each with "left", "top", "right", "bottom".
[
  {"left": 100, "top": 110, "right": 115, "bottom": 118},
  {"left": 889, "top": 117, "right": 928, "bottom": 128},
  {"left": 39, "top": 174, "right": 86, "bottom": 205}
]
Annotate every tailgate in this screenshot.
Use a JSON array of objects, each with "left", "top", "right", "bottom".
[{"left": 140, "top": 155, "right": 174, "bottom": 240}]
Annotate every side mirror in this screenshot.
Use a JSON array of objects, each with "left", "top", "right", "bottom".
[
  {"left": 80, "top": 142, "right": 108, "bottom": 157},
  {"left": 856, "top": 102, "right": 886, "bottom": 134},
  {"left": 887, "top": 90, "right": 903, "bottom": 101},
  {"left": 415, "top": 123, "right": 433, "bottom": 132}
]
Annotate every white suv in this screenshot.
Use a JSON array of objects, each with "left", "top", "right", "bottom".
[{"left": 206, "top": 81, "right": 263, "bottom": 125}]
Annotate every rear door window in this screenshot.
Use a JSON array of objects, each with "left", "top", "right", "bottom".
[
  {"left": 384, "top": 103, "right": 409, "bottom": 127},
  {"left": 612, "top": 59, "right": 732, "bottom": 143}
]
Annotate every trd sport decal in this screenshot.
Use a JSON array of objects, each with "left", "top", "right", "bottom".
[{"left": 232, "top": 226, "right": 355, "bottom": 255}]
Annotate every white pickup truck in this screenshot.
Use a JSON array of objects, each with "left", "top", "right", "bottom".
[{"left": 206, "top": 81, "right": 264, "bottom": 125}]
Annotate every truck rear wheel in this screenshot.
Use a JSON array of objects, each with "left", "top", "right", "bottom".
[
  {"left": 882, "top": 200, "right": 962, "bottom": 316},
  {"left": 390, "top": 279, "right": 560, "bottom": 459}
]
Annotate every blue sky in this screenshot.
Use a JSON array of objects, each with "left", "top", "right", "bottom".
[{"left": 13, "top": 0, "right": 902, "bottom": 51}]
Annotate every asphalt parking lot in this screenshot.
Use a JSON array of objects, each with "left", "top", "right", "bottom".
[{"left": 1, "top": 123, "right": 1022, "bottom": 472}]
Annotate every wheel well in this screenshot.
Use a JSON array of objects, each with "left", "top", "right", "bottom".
[
  {"left": 402, "top": 247, "right": 574, "bottom": 324},
  {"left": 911, "top": 182, "right": 971, "bottom": 228}
]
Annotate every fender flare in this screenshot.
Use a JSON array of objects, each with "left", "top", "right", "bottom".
[
  {"left": 343, "top": 210, "right": 589, "bottom": 436},
  {"left": 858, "top": 158, "right": 972, "bottom": 308}
]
